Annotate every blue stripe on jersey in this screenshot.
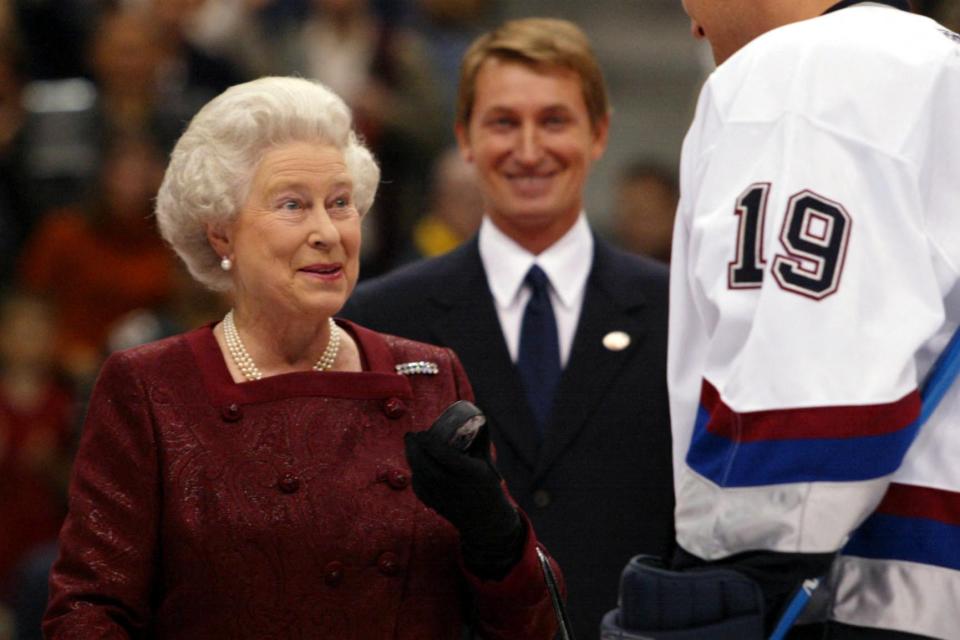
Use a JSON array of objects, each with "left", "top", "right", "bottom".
[
  {"left": 686, "top": 405, "right": 922, "bottom": 486},
  {"left": 843, "top": 513, "right": 960, "bottom": 571}
]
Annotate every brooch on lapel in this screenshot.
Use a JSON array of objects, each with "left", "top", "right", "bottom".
[{"left": 395, "top": 361, "right": 439, "bottom": 376}]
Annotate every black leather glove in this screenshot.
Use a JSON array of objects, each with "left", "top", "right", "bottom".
[{"left": 404, "top": 408, "right": 524, "bottom": 581}]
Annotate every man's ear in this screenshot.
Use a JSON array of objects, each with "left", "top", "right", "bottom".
[
  {"left": 591, "top": 113, "right": 611, "bottom": 162},
  {"left": 455, "top": 122, "right": 474, "bottom": 164},
  {"left": 205, "top": 222, "right": 232, "bottom": 259}
]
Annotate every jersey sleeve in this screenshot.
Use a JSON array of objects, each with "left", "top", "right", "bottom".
[{"left": 669, "top": 76, "right": 945, "bottom": 562}]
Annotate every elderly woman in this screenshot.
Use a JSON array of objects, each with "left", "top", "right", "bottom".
[{"left": 43, "top": 77, "right": 561, "bottom": 639}]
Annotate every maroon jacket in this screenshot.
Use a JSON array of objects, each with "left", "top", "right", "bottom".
[{"left": 44, "top": 320, "right": 561, "bottom": 639}]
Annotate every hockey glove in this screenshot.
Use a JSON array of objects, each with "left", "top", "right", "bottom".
[{"left": 601, "top": 555, "right": 765, "bottom": 640}]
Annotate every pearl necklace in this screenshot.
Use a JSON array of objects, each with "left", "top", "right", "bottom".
[{"left": 222, "top": 310, "right": 341, "bottom": 381}]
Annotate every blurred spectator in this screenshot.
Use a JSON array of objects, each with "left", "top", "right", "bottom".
[
  {"left": 15, "top": 6, "right": 190, "bottom": 214},
  {"left": 144, "top": 0, "right": 249, "bottom": 101},
  {"left": 0, "top": 270, "right": 226, "bottom": 640},
  {"left": 263, "top": 0, "right": 447, "bottom": 276},
  {"left": 0, "top": 292, "right": 74, "bottom": 602},
  {"left": 404, "top": 147, "right": 483, "bottom": 261},
  {"left": 268, "top": 0, "right": 400, "bottom": 131},
  {"left": 88, "top": 7, "right": 172, "bottom": 145},
  {"left": 0, "top": 602, "right": 9, "bottom": 640},
  {"left": 249, "top": 0, "right": 311, "bottom": 29},
  {"left": 0, "top": 0, "right": 15, "bottom": 46},
  {"left": 610, "top": 160, "right": 679, "bottom": 263},
  {"left": 8, "top": 541, "right": 57, "bottom": 640},
  {"left": 913, "top": 0, "right": 959, "bottom": 27},
  {"left": 0, "top": 44, "right": 31, "bottom": 287},
  {"left": 413, "top": 0, "right": 497, "bottom": 126},
  {"left": 168, "top": 0, "right": 277, "bottom": 78},
  {"left": 10, "top": 2, "right": 249, "bottom": 219},
  {"left": 106, "top": 263, "right": 229, "bottom": 354},
  {"left": 7, "top": 0, "right": 95, "bottom": 79},
  {"left": 18, "top": 77, "right": 100, "bottom": 215},
  {"left": 19, "top": 135, "right": 174, "bottom": 381},
  {"left": 0, "top": 266, "right": 225, "bottom": 640},
  {"left": 89, "top": 4, "right": 243, "bottom": 151},
  {"left": 932, "top": 0, "right": 959, "bottom": 29}
]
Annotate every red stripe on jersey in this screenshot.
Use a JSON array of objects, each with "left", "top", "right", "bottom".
[
  {"left": 700, "top": 380, "right": 921, "bottom": 442},
  {"left": 876, "top": 483, "right": 960, "bottom": 527}
]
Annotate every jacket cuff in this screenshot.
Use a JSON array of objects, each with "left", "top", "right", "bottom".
[{"left": 462, "top": 510, "right": 562, "bottom": 605}]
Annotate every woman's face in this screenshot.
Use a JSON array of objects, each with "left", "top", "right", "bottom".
[{"left": 217, "top": 141, "right": 361, "bottom": 320}]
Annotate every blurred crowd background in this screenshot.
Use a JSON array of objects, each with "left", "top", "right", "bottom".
[{"left": 0, "top": 0, "right": 956, "bottom": 637}]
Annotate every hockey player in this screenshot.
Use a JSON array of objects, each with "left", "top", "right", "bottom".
[{"left": 602, "top": 1, "right": 960, "bottom": 639}]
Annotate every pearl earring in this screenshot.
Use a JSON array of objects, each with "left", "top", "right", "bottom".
[{"left": 220, "top": 256, "right": 232, "bottom": 271}]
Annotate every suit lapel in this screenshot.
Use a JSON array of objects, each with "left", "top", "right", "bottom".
[
  {"left": 425, "top": 240, "right": 542, "bottom": 471},
  {"left": 533, "top": 241, "right": 649, "bottom": 483}
]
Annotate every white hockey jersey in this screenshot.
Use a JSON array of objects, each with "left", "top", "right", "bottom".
[{"left": 669, "top": 3, "right": 960, "bottom": 637}]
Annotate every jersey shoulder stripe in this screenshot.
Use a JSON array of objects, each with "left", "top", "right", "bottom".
[
  {"left": 699, "top": 381, "right": 920, "bottom": 441},
  {"left": 687, "top": 381, "right": 921, "bottom": 486},
  {"left": 876, "top": 482, "right": 960, "bottom": 527},
  {"left": 844, "top": 514, "right": 960, "bottom": 571}
]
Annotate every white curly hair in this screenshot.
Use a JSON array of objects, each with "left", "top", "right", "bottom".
[{"left": 155, "top": 76, "right": 380, "bottom": 291}]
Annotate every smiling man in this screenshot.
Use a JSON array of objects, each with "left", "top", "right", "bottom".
[{"left": 344, "top": 18, "right": 675, "bottom": 639}]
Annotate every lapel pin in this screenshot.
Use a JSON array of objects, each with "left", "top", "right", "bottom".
[{"left": 602, "top": 331, "right": 631, "bottom": 352}]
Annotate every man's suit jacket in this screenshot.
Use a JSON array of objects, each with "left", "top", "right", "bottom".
[{"left": 342, "top": 235, "right": 675, "bottom": 640}]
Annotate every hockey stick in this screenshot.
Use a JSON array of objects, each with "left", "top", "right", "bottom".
[
  {"left": 536, "top": 546, "right": 575, "bottom": 640},
  {"left": 768, "top": 325, "right": 960, "bottom": 640},
  {"left": 768, "top": 578, "right": 820, "bottom": 640},
  {"left": 916, "top": 325, "right": 960, "bottom": 425}
]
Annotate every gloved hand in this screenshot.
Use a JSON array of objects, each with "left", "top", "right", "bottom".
[{"left": 404, "top": 406, "right": 524, "bottom": 581}]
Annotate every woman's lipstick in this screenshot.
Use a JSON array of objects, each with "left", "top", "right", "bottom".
[{"left": 298, "top": 263, "right": 343, "bottom": 281}]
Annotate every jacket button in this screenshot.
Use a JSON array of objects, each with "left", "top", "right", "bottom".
[
  {"left": 386, "top": 470, "right": 409, "bottom": 490},
  {"left": 377, "top": 551, "right": 402, "bottom": 576},
  {"left": 278, "top": 473, "right": 300, "bottom": 494},
  {"left": 532, "top": 489, "right": 551, "bottom": 509},
  {"left": 221, "top": 403, "right": 242, "bottom": 422},
  {"left": 324, "top": 561, "right": 344, "bottom": 587},
  {"left": 382, "top": 397, "right": 406, "bottom": 419}
]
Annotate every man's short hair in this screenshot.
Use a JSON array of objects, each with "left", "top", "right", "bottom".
[{"left": 456, "top": 17, "right": 610, "bottom": 132}]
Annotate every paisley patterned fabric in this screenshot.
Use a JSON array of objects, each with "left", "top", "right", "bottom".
[{"left": 44, "top": 320, "right": 560, "bottom": 639}]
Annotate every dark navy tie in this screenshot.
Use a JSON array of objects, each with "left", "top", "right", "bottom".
[{"left": 517, "top": 265, "right": 561, "bottom": 436}]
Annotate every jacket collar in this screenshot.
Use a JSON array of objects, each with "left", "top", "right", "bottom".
[
  {"left": 478, "top": 214, "right": 593, "bottom": 312},
  {"left": 188, "top": 319, "right": 413, "bottom": 407},
  {"left": 429, "top": 234, "right": 647, "bottom": 312}
]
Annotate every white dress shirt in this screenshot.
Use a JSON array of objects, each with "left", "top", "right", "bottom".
[{"left": 478, "top": 214, "right": 594, "bottom": 368}]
